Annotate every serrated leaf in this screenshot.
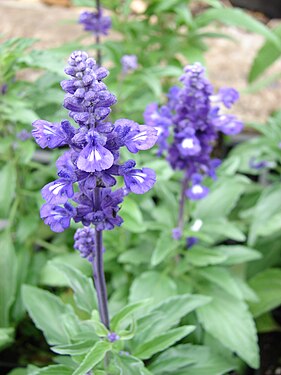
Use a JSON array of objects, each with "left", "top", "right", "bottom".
[
  {"left": 111, "top": 299, "right": 151, "bottom": 331},
  {"left": 215, "top": 245, "right": 262, "bottom": 265},
  {"left": 249, "top": 269, "right": 281, "bottom": 318},
  {"left": 186, "top": 246, "right": 227, "bottom": 267},
  {"left": 73, "top": 341, "right": 111, "bottom": 375},
  {"left": 151, "top": 231, "right": 177, "bottom": 266},
  {"left": 112, "top": 353, "right": 151, "bottom": 375},
  {"left": 22, "top": 285, "right": 75, "bottom": 345},
  {"left": 52, "top": 262, "right": 97, "bottom": 314},
  {"left": 149, "top": 343, "right": 235, "bottom": 375},
  {"left": 134, "top": 326, "right": 195, "bottom": 359},
  {"left": 129, "top": 271, "right": 177, "bottom": 308},
  {"left": 52, "top": 340, "right": 95, "bottom": 355},
  {"left": 194, "top": 176, "right": 248, "bottom": 219},
  {"left": 197, "top": 285, "right": 259, "bottom": 368},
  {"left": 197, "top": 267, "right": 242, "bottom": 299}
]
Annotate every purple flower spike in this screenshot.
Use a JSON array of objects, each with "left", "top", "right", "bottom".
[
  {"left": 186, "top": 184, "right": 209, "bottom": 200},
  {"left": 79, "top": 9, "right": 111, "bottom": 36},
  {"left": 33, "top": 51, "right": 157, "bottom": 233},
  {"left": 40, "top": 203, "right": 75, "bottom": 232},
  {"left": 121, "top": 55, "right": 138, "bottom": 74},
  {"left": 32, "top": 120, "right": 67, "bottom": 149},
  {"left": 77, "top": 143, "right": 114, "bottom": 172},
  {"left": 186, "top": 236, "right": 198, "bottom": 249},
  {"left": 123, "top": 167, "right": 156, "bottom": 194},
  {"left": 41, "top": 179, "right": 74, "bottom": 205},
  {"left": 144, "top": 62, "right": 243, "bottom": 201},
  {"left": 74, "top": 227, "right": 96, "bottom": 261}
]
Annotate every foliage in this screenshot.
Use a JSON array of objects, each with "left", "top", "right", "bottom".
[{"left": 1, "top": 1, "right": 281, "bottom": 374}]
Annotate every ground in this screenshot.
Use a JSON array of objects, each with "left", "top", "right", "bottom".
[{"left": 1, "top": 0, "right": 281, "bottom": 124}]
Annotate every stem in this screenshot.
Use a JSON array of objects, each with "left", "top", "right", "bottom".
[
  {"left": 92, "top": 187, "right": 110, "bottom": 329},
  {"left": 177, "top": 175, "right": 189, "bottom": 234},
  {"left": 96, "top": 0, "right": 102, "bottom": 66}
]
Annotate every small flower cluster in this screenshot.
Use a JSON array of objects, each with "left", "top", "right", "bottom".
[
  {"left": 121, "top": 55, "right": 138, "bottom": 75},
  {"left": 144, "top": 63, "right": 243, "bottom": 200},
  {"left": 79, "top": 9, "right": 111, "bottom": 36},
  {"left": 32, "top": 51, "right": 157, "bottom": 248}
]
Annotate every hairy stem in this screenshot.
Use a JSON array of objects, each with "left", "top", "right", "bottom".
[
  {"left": 92, "top": 187, "right": 110, "bottom": 329},
  {"left": 177, "top": 175, "right": 189, "bottom": 234}
]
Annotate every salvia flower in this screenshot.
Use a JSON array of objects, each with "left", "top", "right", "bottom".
[
  {"left": 32, "top": 51, "right": 157, "bottom": 249},
  {"left": 121, "top": 55, "right": 138, "bottom": 74},
  {"left": 79, "top": 9, "right": 111, "bottom": 36},
  {"left": 144, "top": 62, "right": 243, "bottom": 200}
]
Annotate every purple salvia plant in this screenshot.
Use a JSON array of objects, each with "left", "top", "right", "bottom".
[
  {"left": 32, "top": 51, "right": 157, "bottom": 328},
  {"left": 121, "top": 55, "right": 138, "bottom": 75},
  {"left": 144, "top": 63, "right": 243, "bottom": 241}
]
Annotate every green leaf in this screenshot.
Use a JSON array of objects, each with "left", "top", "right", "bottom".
[
  {"left": 135, "top": 294, "right": 210, "bottom": 345},
  {"left": 151, "top": 231, "right": 178, "bottom": 266},
  {"left": 249, "top": 269, "right": 281, "bottom": 318},
  {"left": 0, "top": 163, "right": 16, "bottom": 218},
  {"left": 112, "top": 353, "right": 150, "bottom": 375},
  {"left": 149, "top": 344, "right": 235, "bottom": 375},
  {"left": 185, "top": 246, "right": 227, "bottom": 267},
  {"left": 111, "top": 299, "right": 151, "bottom": 331},
  {"left": 133, "top": 326, "right": 195, "bottom": 359},
  {"left": 197, "top": 285, "right": 259, "bottom": 368},
  {"left": 195, "top": 8, "right": 281, "bottom": 48},
  {"left": 0, "top": 231, "right": 17, "bottom": 327},
  {"left": 52, "top": 340, "right": 95, "bottom": 355},
  {"left": 0, "top": 327, "right": 14, "bottom": 350},
  {"left": 194, "top": 176, "right": 248, "bottom": 219},
  {"left": 52, "top": 262, "right": 97, "bottom": 314},
  {"left": 22, "top": 285, "right": 76, "bottom": 345},
  {"left": 202, "top": 219, "right": 246, "bottom": 242},
  {"left": 34, "top": 365, "right": 72, "bottom": 375},
  {"left": 248, "top": 185, "right": 281, "bottom": 245},
  {"left": 197, "top": 267, "right": 243, "bottom": 299},
  {"left": 249, "top": 24, "right": 281, "bottom": 82},
  {"left": 121, "top": 197, "right": 146, "bottom": 233},
  {"left": 73, "top": 341, "right": 111, "bottom": 375},
  {"left": 215, "top": 245, "right": 262, "bottom": 265},
  {"left": 129, "top": 271, "right": 177, "bottom": 308}
]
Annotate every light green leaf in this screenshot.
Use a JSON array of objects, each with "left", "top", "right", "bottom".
[
  {"left": 73, "top": 341, "right": 111, "bottom": 375},
  {"left": 249, "top": 24, "right": 281, "bottom": 82},
  {"left": 0, "top": 163, "right": 16, "bottom": 218},
  {"left": 34, "top": 365, "right": 72, "bottom": 375},
  {"left": 197, "top": 267, "right": 242, "bottom": 299},
  {"left": 215, "top": 245, "right": 262, "bottom": 265},
  {"left": 134, "top": 326, "right": 195, "bottom": 359},
  {"left": 135, "top": 294, "right": 210, "bottom": 345},
  {"left": 197, "top": 285, "right": 259, "bottom": 368},
  {"left": 112, "top": 353, "right": 151, "bottom": 375},
  {"left": 121, "top": 197, "right": 146, "bottom": 233},
  {"left": 52, "top": 340, "right": 95, "bottom": 355},
  {"left": 22, "top": 285, "right": 76, "bottom": 345},
  {"left": 202, "top": 219, "right": 246, "bottom": 242},
  {"left": 249, "top": 269, "right": 281, "bottom": 318},
  {"left": 0, "top": 327, "right": 14, "bottom": 350},
  {"left": 111, "top": 299, "right": 151, "bottom": 331},
  {"left": 185, "top": 246, "right": 227, "bottom": 267},
  {"left": 151, "top": 231, "right": 177, "bottom": 266},
  {"left": 195, "top": 8, "right": 281, "bottom": 48},
  {"left": 52, "top": 262, "right": 97, "bottom": 315},
  {"left": 194, "top": 176, "right": 248, "bottom": 219},
  {"left": 0, "top": 231, "right": 17, "bottom": 327},
  {"left": 149, "top": 344, "right": 235, "bottom": 375},
  {"left": 129, "top": 271, "right": 177, "bottom": 308}
]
